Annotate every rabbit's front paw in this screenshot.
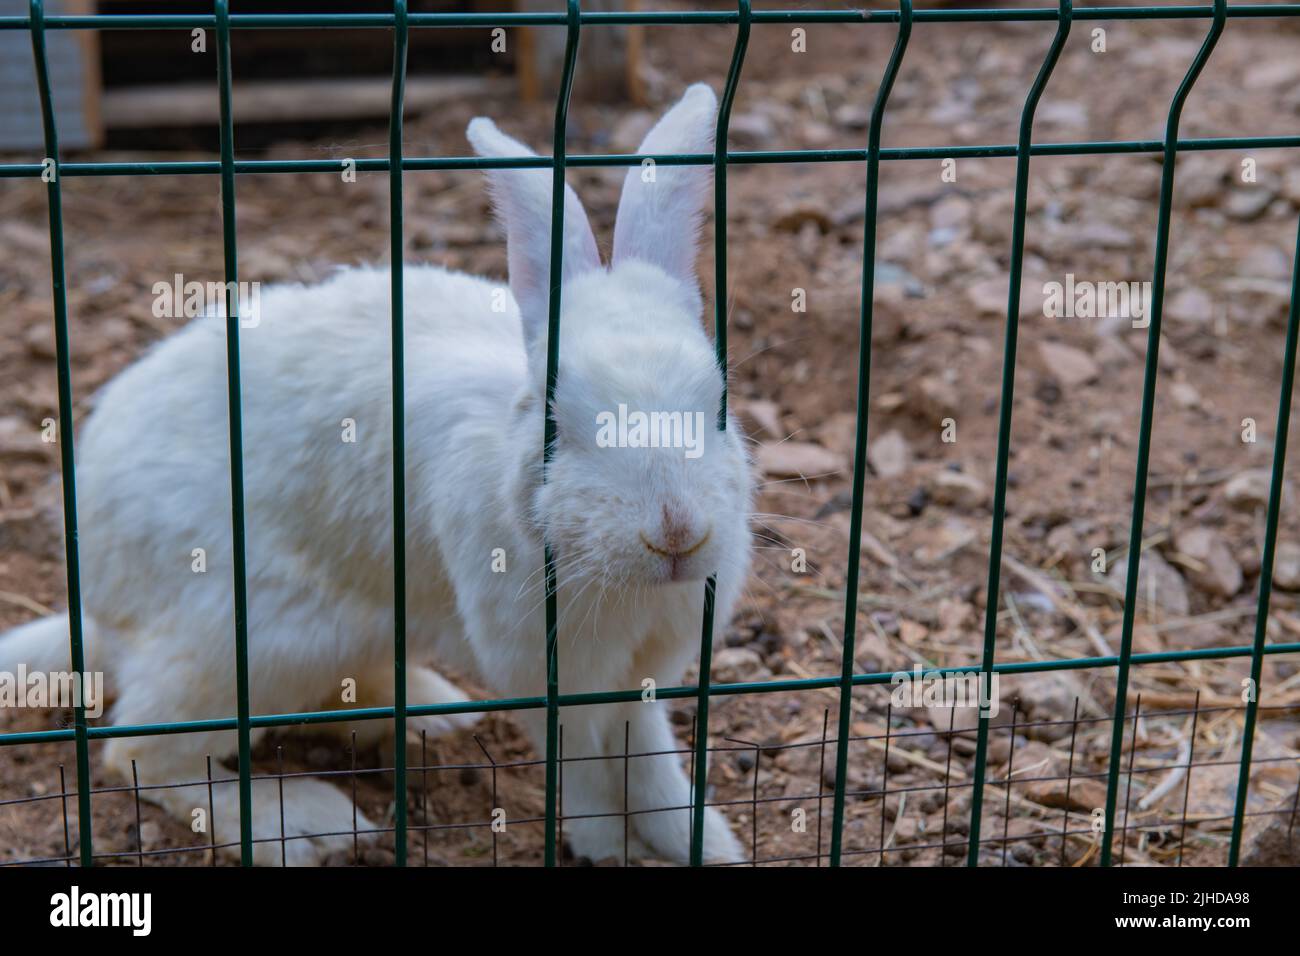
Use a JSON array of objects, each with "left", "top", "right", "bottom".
[
  {"left": 224, "top": 777, "right": 377, "bottom": 867},
  {"left": 562, "top": 816, "right": 654, "bottom": 865},
  {"left": 334, "top": 665, "right": 480, "bottom": 755},
  {"left": 630, "top": 805, "right": 745, "bottom": 866},
  {"left": 697, "top": 806, "right": 746, "bottom": 865},
  {"left": 406, "top": 707, "right": 480, "bottom": 742}
]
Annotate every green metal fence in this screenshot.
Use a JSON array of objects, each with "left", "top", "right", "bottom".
[{"left": 3, "top": 0, "right": 1300, "bottom": 867}]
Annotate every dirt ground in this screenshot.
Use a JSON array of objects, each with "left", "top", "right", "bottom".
[{"left": 3, "top": 0, "right": 1300, "bottom": 866}]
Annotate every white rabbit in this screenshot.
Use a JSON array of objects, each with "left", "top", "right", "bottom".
[{"left": 0, "top": 83, "right": 752, "bottom": 866}]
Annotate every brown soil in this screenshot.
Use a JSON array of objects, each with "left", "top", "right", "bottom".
[{"left": 3, "top": 1, "right": 1300, "bottom": 866}]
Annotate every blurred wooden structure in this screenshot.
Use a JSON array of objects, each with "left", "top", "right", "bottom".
[
  {"left": 0, "top": 0, "right": 101, "bottom": 150},
  {"left": 516, "top": 0, "right": 643, "bottom": 104},
  {"left": 0, "top": 0, "right": 638, "bottom": 151}
]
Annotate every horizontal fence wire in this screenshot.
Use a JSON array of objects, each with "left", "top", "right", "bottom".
[
  {"left": 3, "top": 640, "right": 1299, "bottom": 749},
  {"left": 4, "top": 0, "right": 1300, "bottom": 868},
  {"left": 8, "top": 136, "right": 1300, "bottom": 179},
  {"left": 5, "top": 4, "right": 1300, "bottom": 29}
]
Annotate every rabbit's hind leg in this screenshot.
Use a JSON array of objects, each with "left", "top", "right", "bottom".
[
  {"left": 102, "top": 726, "right": 378, "bottom": 866},
  {"left": 323, "top": 662, "right": 480, "bottom": 753},
  {"left": 104, "top": 674, "right": 377, "bottom": 866}
]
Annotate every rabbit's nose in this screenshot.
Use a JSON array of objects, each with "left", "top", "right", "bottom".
[{"left": 640, "top": 503, "right": 711, "bottom": 558}]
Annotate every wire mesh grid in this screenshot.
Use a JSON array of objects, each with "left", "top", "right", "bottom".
[
  {"left": 3, "top": 698, "right": 1297, "bottom": 867},
  {"left": 2, "top": 0, "right": 1300, "bottom": 867}
]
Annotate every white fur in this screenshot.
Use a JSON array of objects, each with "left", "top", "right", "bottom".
[
  {"left": 0, "top": 84, "right": 752, "bottom": 866},
  {"left": 613, "top": 82, "right": 716, "bottom": 291}
]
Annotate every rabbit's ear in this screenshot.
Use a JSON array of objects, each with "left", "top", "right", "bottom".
[
  {"left": 611, "top": 84, "right": 718, "bottom": 287},
  {"left": 467, "top": 117, "right": 602, "bottom": 352}
]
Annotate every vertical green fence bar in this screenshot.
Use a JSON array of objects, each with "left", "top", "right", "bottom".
[
  {"left": 827, "top": 0, "right": 911, "bottom": 869},
  {"left": 965, "top": 0, "right": 1071, "bottom": 867},
  {"left": 541, "top": 0, "right": 582, "bottom": 868},
  {"left": 688, "top": 0, "right": 749, "bottom": 868},
  {"left": 388, "top": 0, "right": 410, "bottom": 867},
  {"left": 709, "top": 0, "right": 750, "bottom": 433},
  {"left": 690, "top": 577, "right": 718, "bottom": 865},
  {"left": 1227, "top": 213, "right": 1300, "bottom": 865},
  {"left": 214, "top": 0, "right": 255, "bottom": 866},
  {"left": 28, "top": 0, "right": 93, "bottom": 868},
  {"left": 1100, "top": 0, "right": 1225, "bottom": 867}
]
